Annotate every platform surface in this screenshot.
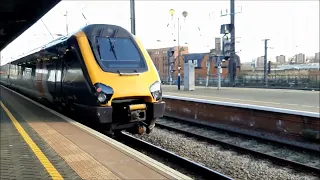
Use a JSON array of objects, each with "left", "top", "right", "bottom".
[
  {"left": 162, "top": 85, "right": 320, "bottom": 113},
  {"left": 0, "top": 103, "right": 80, "bottom": 180},
  {"left": 0, "top": 85, "right": 191, "bottom": 180}
]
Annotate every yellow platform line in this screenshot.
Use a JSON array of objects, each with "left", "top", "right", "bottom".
[{"left": 0, "top": 101, "right": 63, "bottom": 180}]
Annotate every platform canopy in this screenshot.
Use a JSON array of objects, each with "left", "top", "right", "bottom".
[{"left": 0, "top": 0, "right": 60, "bottom": 51}]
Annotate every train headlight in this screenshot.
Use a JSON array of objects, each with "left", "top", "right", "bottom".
[
  {"left": 94, "top": 83, "right": 114, "bottom": 104},
  {"left": 97, "top": 93, "right": 107, "bottom": 103},
  {"left": 150, "top": 81, "right": 162, "bottom": 101}
]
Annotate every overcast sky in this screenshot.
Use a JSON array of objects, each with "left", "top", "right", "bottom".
[{"left": 1, "top": 0, "right": 319, "bottom": 65}]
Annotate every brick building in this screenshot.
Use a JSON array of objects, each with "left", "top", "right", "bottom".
[
  {"left": 183, "top": 53, "right": 241, "bottom": 80},
  {"left": 147, "top": 46, "right": 189, "bottom": 80},
  {"left": 147, "top": 46, "right": 241, "bottom": 81}
]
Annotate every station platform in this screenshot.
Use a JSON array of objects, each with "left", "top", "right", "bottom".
[
  {"left": 0, "top": 86, "right": 191, "bottom": 180},
  {"left": 162, "top": 85, "right": 320, "bottom": 113}
]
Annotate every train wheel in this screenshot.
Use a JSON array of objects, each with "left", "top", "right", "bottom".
[
  {"left": 127, "top": 124, "right": 145, "bottom": 135},
  {"left": 146, "top": 118, "right": 156, "bottom": 134}
]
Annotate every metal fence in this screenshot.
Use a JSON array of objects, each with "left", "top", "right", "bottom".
[{"left": 161, "top": 74, "right": 320, "bottom": 90}]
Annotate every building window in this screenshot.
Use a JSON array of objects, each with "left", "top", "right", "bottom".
[{"left": 193, "top": 60, "right": 198, "bottom": 67}]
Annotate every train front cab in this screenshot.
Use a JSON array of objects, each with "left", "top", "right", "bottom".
[{"left": 75, "top": 24, "right": 165, "bottom": 135}]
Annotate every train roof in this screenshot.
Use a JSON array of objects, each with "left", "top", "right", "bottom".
[
  {"left": 81, "top": 24, "right": 132, "bottom": 38},
  {"left": 10, "top": 34, "right": 71, "bottom": 64},
  {"left": 7, "top": 24, "right": 131, "bottom": 65}
]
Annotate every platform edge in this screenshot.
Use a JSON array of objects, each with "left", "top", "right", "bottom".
[{"left": 1, "top": 85, "right": 192, "bottom": 180}]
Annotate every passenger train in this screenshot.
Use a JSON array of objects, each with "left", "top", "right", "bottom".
[{"left": 0, "top": 24, "right": 165, "bottom": 136}]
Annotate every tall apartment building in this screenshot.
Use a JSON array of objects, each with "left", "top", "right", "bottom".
[
  {"left": 295, "top": 53, "right": 305, "bottom": 64},
  {"left": 256, "top": 56, "right": 265, "bottom": 68},
  {"left": 315, "top": 52, "right": 320, "bottom": 63},
  {"left": 275, "top": 55, "right": 286, "bottom": 64}
]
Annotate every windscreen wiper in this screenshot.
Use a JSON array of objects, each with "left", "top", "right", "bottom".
[
  {"left": 97, "top": 44, "right": 102, "bottom": 59},
  {"left": 112, "top": 29, "right": 119, "bottom": 49},
  {"left": 107, "top": 37, "right": 117, "bottom": 59},
  {"left": 96, "top": 39, "right": 102, "bottom": 59},
  {"left": 107, "top": 29, "right": 119, "bottom": 59}
]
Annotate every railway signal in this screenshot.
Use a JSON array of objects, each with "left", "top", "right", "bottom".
[
  {"left": 167, "top": 48, "right": 175, "bottom": 85},
  {"left": 222, "top": 38, "right": 231, "bottom": 60}
]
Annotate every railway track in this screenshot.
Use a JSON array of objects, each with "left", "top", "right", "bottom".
[
  {"left": 13, "top": 97, "right": 232, "bottom": 179},
  {"left": 156, "top": 117, "right": 320, "bottom": 175},
  {"left": 117, "top": 131, "right": 232, "bottom": 180},
  {"left": 162, "top": 95, "right": 320, "bottom": 153},
  {"left": 28, "top": 97, "right": 231, "bottom": 179},
  {"left": 18, "top": 85, "right": 317, "bottom": 178}
]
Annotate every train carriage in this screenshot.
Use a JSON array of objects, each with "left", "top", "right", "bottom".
[{"left": 0, "top": 24, "right": 165, "bottom": 136}]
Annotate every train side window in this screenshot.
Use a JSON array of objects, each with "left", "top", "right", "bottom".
[{"left": 30, "top": 61, "right": 36, "bottom": 77}]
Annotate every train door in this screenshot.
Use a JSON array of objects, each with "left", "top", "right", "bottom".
[
  {"left": 61, "top": 50, "right": 75, "bottom": 104},
  {"left": 7, "top": 63, "right": 12, "bottom": 86},
  {"left": 29, "top": 61, "right": 38, "bottom": 97},
  {"left": 35, "top": 60, "right": 45, "bottom": 98},
  {"left": 62, "top": 47, "right": 88, "bottom": 105},
  {"left": 54, "top": 58, "right": 63, "bottom": 103},
  {"left": 23, "top": 64, "right": 33, "bottom": 96},
  {"left": 19, "top": 64, "right": 26, "bottom": 90},
  {"left": 44, "top": 60, "right": 56, "bottom": 103}
]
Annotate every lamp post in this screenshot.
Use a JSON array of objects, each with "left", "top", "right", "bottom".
[
  {"left": 130, "top": 0, "right": 136, "bottom": 35},
  {"left": 169, "top": 9, "right": 188, "bottom": 90}
]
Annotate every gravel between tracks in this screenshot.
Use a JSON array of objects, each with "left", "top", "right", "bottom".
[{"left": 135, "top": 128, "right": 319, "bottom": 180}]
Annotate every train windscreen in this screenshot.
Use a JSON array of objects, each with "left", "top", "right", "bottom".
[{"left": 96, "top": 37, "right": 146, "bottom": 70}]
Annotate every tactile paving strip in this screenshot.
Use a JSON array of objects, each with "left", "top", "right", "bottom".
[
  {"left": 1, "top": 108, "right": 51, "bottom": 180},
  {"left": 0, "top": 102, "right": 81, "bottom": 180},
  {"left": 1, "top": 97, "right": 120, "bottom": 179},
  {"left": 27, "top": 121, "right": 120, "bottom": 179}
]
